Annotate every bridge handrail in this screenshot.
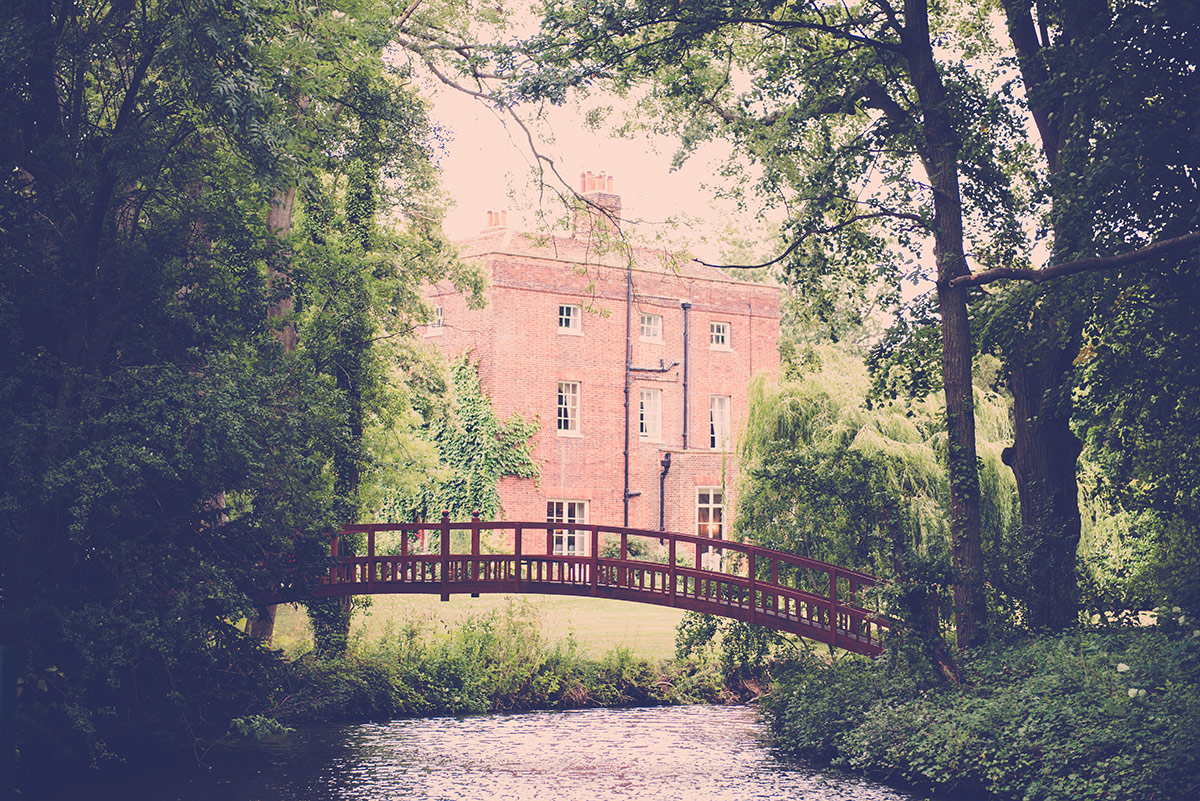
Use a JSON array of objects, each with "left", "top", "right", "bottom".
[
  {"left": 309, "top": 516, "right": 888, "bottom": 655},
  {"left": 332, "top": 519, "right": 880, "bottom": 585}
]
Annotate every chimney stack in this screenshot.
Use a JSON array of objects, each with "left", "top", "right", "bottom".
[
  {"left": 484, "top": 210, "right": 508, "bottom": 231},
  {"left": 574, "top": 170, "right": 622, "bottom": 239}
]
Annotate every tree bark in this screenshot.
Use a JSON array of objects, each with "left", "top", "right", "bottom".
[
  {"left": 243, "top": 187, "right": 299, "bottom": 647},
  {"left": 903, "top": 0, "right": 988, "bottom": 649},
  {"left": 1005, "top": 341, "right": 1083, "bottom": 629},
  {"left": 991, "top": 0, "right": 1107, "bottom": 631}
]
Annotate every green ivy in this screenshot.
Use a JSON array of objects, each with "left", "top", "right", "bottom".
[{"left": 379, "top": 356, "right": 539, "bottom": 523}]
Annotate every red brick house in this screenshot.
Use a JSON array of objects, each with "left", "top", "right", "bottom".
[{"left": 423, "top": 173, "right": 781, "bottom": 553}]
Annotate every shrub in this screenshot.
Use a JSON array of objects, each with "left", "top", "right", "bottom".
[{"left": 766, "top": 629, "right": 1200, "bottom": 801}]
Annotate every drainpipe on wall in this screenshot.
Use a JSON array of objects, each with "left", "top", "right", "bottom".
[
  {"left": 658, "top": 452, "right": 672, "bottom": 531},
  {"left": 623, "top": 271, "right": 632, "bottom": 526},
  {"left": 681, "top": 302, "right": 691, "bottom": 449}
]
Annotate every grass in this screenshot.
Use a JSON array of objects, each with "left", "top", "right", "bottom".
[{"left": 273, "top": 593, "right": 689, "bottom": 660}]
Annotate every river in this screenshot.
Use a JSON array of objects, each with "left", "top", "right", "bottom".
[{"left": 38, "top": 705, "right": 931, "bottom": 800}]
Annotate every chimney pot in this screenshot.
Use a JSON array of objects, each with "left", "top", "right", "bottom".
[
  {"left": 500, "top": 210, "right": 507, "bottom": 227},
  {"left": 607, "top": 175, "right": 615, "bottom": 192}
]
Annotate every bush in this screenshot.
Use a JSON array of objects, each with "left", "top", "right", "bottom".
[
  {"left": 765, "top": 629, "right": 1200, "bottom": 801},
  {"left": 277, "top": 599, "right": 735, "bottom": 724}
]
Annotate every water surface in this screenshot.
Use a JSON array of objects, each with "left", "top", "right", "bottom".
[{"left": 42, "top": 705, "right": 930, "bottom": 800}]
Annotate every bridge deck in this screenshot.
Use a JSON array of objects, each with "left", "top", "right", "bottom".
[{"left": 305, "top": 516, "right": 888, "bottom": 656}]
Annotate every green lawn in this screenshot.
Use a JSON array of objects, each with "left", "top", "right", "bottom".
[{"left": 273, "top": 593, "right": 689, "bottom": 660}]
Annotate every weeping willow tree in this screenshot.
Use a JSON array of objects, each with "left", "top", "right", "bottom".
[{"left": 680, "top": 345, "right": 1020, "bottom": 680}]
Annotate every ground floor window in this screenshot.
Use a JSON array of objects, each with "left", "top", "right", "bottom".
[
  {"left": 548, "top": 499, "right": 588, "bottom": 555},
  {"left": 696, "top": 488, "right": 724, "bottom": 539}
]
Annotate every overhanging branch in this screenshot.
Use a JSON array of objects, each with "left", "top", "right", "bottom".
[
  {"left": 694, "top": 210, "right": 928, "bottom": 270},
  {"left": 949, "top": 231, "right": 1200, "bottom": 288}
]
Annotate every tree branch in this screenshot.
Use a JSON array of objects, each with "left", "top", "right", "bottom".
[
  {"left": 694, "top": 210, "right": 929, "bottom": 270},
  {"left": 950, "top": 231, "right": 1200, "bottom": 288}
]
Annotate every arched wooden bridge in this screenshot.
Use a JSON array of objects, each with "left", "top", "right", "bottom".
[{"left": 308, "top": 514, "right": 888, "bottom": 656}]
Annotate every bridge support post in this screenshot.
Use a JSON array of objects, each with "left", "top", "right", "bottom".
[
  {"left": 829, "top": 568, "right": 840, "bottom": 651},
  {"left": 748, "top": 551, "right": 757, "bottom": 625},
  {"left": 514, "top": 525, "right": 522, "bottom": 591},
  {"left": 367, "top": 530, "right": 375, "bottom": 591},
  {"left": 619, "top": 532, "right": 628, "bottom": 587},
  {"left": 590, "top": 527, "right": 599, "bottom": 596},
  {"left": 330, "top": 533, "right": 339, "bottom": 585},
  {"left": 668, "top": 535, "right": 676, "bottom": 606},
  {"left": 440, "top": 510, "right": 450, "bottom": 602},
  {"left": 470, "top": 511, "right": 480, "bottom": 584}
]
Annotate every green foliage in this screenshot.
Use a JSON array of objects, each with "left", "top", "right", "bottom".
[
  {"left": 379, "top": 356, "right": 539, "bottom": 523},
  {"left": 1074, "top": 266, "right": 1200, "bottom": 616},
  {"left": 735, "top": 346, "right": 1020, "bottom": 623},
  {"left": 766, "top": 628, "right": 1200, "bottom": 801},
  {"left": 0, "top": 0, "right": 474, "bottom": 769},
  {"left": 279, "top": 601, "right": 730, "bottom": 721},
  {"left": 228, "top": 715, "right": 292, "bottom": 741}
]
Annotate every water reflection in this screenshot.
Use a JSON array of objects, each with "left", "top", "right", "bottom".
[{"left": 42, "top": 705, "right": 929, "bottom": 800}]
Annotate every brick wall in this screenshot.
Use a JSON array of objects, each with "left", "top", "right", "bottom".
[{"left": 422, "top": 211, "right": 780, "bottom": 555}]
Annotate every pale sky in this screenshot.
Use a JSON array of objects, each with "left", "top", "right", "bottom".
[{"left": 426, "top": 81, "right": 768, "bottom": 264}]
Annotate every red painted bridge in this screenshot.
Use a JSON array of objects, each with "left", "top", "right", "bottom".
[{"left": 307, "top": 514, "right": 888, "bottom": 656}]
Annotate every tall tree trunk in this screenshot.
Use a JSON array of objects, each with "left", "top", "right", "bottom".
[
  {"left": 244, "top": 187, "right": 298, "bottom": 646},
  {"left": 307, "top": 113, "right": 378, "bottom": 657},
  {"left": 996, "top": 0, "right": 1105, "bottom": 630},
  {"left": 1005, "top": 341, "right": 1083, "bottom": 629},
  {"left": 904, "top": 0, "right": 988, "bottom": 649}
]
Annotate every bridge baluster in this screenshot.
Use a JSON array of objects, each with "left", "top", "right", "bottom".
[
  {"left": 748, "top": 551, "right": 757, "bottom": 625},
  {"left": 367, "top": 531, "right": 375, "bottom": 589},
  {"left": 514, "top": 525, "right": 523, "bottom": 591},
  {"left": 440, "top": 511, "right": 450, "bottom": 602},
  {"left": 470, "top": 511, "right": 481, "bottom": 585},
  {"left": 668, "top": 536, "right": 677, "bottom": 604},
  {"left": 590, "top": 527, "right": 599, "bottom": 596}
]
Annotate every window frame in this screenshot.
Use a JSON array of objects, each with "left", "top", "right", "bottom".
[
  {"left": 709, "top": 320, "right": 731, "bottom": 350},
  {"left": 557, "top": 380, "right": 581, "bottom": 436},
  {"left": 639, "top": 312, "right": 663, "bottom": 343},
  {"left": 547, "top": 499, "right": 589, "bottom": 556},
  {"left": 695, "top": 487, "right": 725, "bottom": 540},
  {"left": 558, "top": 304, "right": 583, "bottom": 335},
  {"left": 639, "top": 387, "right": 662, "bottom": 441},
  {"left": 426, "top": 304, "right": 444, "bottom": 335},
  {"left": 709, "top": 395, "right": 731, "bottom": 450}
]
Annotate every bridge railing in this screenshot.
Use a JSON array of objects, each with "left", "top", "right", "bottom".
[{"left": 319, "top": 513, "right": 888, "bottom": 654}]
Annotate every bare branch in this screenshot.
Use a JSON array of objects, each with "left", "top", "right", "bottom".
[
  {"left": 396, "top": 0, "right": 424, "bottom": 29},
  {"left": 950, "top": 231, "right": 1200, "bottom": 288},
  {"left": 694, "top": 210, "right": 929, "bottom": 270},
  {"left": 710, "top": 15, "right": 904, "bottom": 53}
]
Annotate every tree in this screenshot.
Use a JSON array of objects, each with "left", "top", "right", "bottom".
[
  {"left": 733, "top": 346, "right": 1018, "bottom": 672},
  {"left": 0, "top": 0, "right": 467, "bottom": 766},
  {"left": 961, "top": 0, "right": 1200, "bottom": 629},
  {"left": 499, "top": 0, "right": 1199, "bottom": 637},
  {"left": 507, "top": 0, "right": 1020, "bottom": 647}
]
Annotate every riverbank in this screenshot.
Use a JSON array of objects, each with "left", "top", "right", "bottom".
[
  {"left": 272, "top": 594, "right": 690, "bottom": 661},
  {"left": 762, "top": 627, "right": 1200, "bottom": 801},
  {"left": 262, "top": 599, "right": 743, "bottom": 731}
]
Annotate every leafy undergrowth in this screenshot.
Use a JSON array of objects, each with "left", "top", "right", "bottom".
[
  {"left": 763, "top": 627, "right": 1200, "bottom": 801},
  {"left": 272, "top": 600, "right": 739, "bottom": 724}
]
